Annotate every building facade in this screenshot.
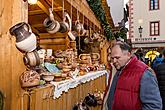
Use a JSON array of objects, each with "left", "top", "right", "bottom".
[{"left": 129, "top": 0, "right": 165, "bottom": 48}]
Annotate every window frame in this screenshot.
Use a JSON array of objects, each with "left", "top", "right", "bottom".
[
  {"left": 149, "top": 21, "right": 160, "bottom": 36},
  {"left": 149, "top": 0, "right": 160, "bottom": 10}
]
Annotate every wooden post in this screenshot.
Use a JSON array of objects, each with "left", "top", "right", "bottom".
[{"left": 0, "top": 0, "right": 27, "bottom": 110}]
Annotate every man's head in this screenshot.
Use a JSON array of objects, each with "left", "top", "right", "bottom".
[{"left": 111, "top": 41, "right": 132, "bottom": 70}]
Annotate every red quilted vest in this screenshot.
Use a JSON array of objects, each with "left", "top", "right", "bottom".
[{"left": 112, "top": 56, "right": 148, "bottom": 110}]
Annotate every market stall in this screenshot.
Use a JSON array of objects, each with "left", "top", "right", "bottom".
[{"left": 0, "top": 0, "right": 114, "bottom": 110}]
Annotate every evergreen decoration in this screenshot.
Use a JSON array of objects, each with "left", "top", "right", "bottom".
[
  {"left": 86, "top": 0, "right": 114, "bottom": 40},
  {"left": 114, "top": 27, "right": 128, "bottom": 41}
]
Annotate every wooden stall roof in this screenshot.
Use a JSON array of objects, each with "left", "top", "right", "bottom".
[
  {"left": 28, "top": 0, "right": 103, "bottom": 37},
  {"left": 101, "top": 0, "right": 115, "bottom": 28}
]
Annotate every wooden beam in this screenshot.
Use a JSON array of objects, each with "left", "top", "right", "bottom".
[
  {"left": 36, "top": 0, "right": 51, "bottom": 15},
  {"left": 31, "top": 24, "right": 43, "bottom": 28},
  {"left": 39, "top": 38, "right": 66, "bottom": 45},
  {"left": 36, "top": 0, "right": 63, "bottom": 21},
  {"left": 39, "top": 33, "right": 66, "bottom": 38},
  {"left": 28, "top": 7, "right": 63, "bottom": 15},
  {"left": 49, "top": 0, "right": 102, "bottom": 29}
]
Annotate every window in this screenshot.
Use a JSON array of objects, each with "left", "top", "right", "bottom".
[
  {"left": 149, "top": 0, "right": 159, "bottom": 10},
  {"left": 150, "top": 21, "right": 159, "bottom": 36}
]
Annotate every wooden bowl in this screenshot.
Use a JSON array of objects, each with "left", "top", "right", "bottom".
[{"left": 42, "top": 74, "right": 54, "bottom": 82}]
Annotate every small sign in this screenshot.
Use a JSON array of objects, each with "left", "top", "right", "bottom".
[{"left": 132, "top": 37, "right": 157, "bottom": 42}]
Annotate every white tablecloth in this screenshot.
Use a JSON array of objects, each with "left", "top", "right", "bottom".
[{"left": 51, "top": 70, "right": 107, "bottom": 99}]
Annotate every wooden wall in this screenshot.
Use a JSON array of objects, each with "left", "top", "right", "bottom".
[
  {"left": 0, "top": 0, "right": 27, "bottom": 110},
  {"left": 39, "top": 33, "right": 69, "bottom": 51}
]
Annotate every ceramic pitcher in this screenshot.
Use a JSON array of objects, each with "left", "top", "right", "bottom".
[{"left": 9, "top": 22, "right": 37, "bottom": 52}]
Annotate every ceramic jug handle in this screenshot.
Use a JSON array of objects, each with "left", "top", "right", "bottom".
[
  {"left": 64, "top": 12, "right": 72, "bottom": 31},
  {"left": 75, "top": 20, "right": 80, "bottom": 26},
  {"left": 49, "top": 8, "right": 55, "bottom": 21},
  {"left": 24, "top": 23, "right": 32, "bottom": 33},
  {"left": 79, "top": 54, "right": 83, "bottom": 61},
  {"left": 95, "top": 53, "right": 100, "bottom": 60}
]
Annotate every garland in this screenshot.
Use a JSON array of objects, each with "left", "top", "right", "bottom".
[{"left": 86, "top": 0, "right": 114, "bottom": 40}]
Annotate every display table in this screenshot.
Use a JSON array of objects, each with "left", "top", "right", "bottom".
[
  {"left": 51, "top": 70, "right": 107, "bottom": 99},
  {"left": 24, "top": 70, "right": 107, "bottom": 110}
]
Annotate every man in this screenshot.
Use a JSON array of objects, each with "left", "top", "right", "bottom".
[
  {"left": 103, "top": 41, "right": 162, "bottom": 110},
  {"left": 152, "top": 54, "right": 163, "bottom": 70},
  {"left": 155, "top": 49, "right": 165, "bottom": 110}
]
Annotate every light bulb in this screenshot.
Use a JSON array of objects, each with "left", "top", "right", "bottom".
[
  {"left": 138, "top": 19, "right": 143, "bottom": 24},
  {"left": 28, "top": 0, "right": 37, "bottom": 5}
]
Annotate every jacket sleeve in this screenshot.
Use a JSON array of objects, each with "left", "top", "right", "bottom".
[{"left": 140, "top": 68, "right": 162, "bottom": 110}]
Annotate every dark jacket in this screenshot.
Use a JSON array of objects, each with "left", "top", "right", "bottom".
[{"left": 155, "top": 60, "right": 165, "bottom": 110}]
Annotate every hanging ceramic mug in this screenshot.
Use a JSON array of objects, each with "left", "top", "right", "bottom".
[
  {"left": 23, "top": 50, "right": 41, "bottom": 67},
  {"left": 81, "top": 29, "right": 87, "bottom": 36},
  {"left": 59, "top": 12, "right": 71, "bottom": 33},
  {"left": 68, "top": 31, "right": 76, "bottom": 41},
  {"left": 75, "top": 20, "right": 84, "bottom": 34},
  {"left": 9, "top": 22, "right": 37, "bottom": 52},
  {"left": 43, "top": 8, "right": 60, "bottom": 34},
  {"left": 43, "top": 18, "right": 60, "bottom": 34}
]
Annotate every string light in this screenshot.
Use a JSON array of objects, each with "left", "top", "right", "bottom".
[{"left": 28, "top": 0, "right": 37, "bottom": 5}]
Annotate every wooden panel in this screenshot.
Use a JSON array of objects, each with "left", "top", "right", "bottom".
[
  {"left": 28, "top": 7, "right": 63, "bottom": 16},
  {"left": 39, "top": 33, "right": 66, "bottom": 38},
  {"left": 0, "top": 0, "right": 28, "bottom": 110},
  {"left": 28, "top": 75, "right": 106, "bottom": 110},
  {"left": 40, "top": 38, "right": 66, "bottom": 44},
  {"left": 40, "top": 44, "right": 66, "bottom": 51},
  {"left": 0, "top": 0, "right": 1, "bottom": 36}
]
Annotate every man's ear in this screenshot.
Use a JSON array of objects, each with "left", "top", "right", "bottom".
[{"left": 127, "top": 51, "right": 131, "bottom": 57}]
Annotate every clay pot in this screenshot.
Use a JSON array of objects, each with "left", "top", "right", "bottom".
[
  {"left": 59, "top": 12, "right": 71, "bottom": 33},
  {"left": 74, "top": 20, "right": 84, "bottom": 34},
  {"left": 56, "top": 63, "right": 63, "bottom": 69},
  {"left": 91, "top": 53, "right": 100, "bottom": 61},
  {"left": 68, "top": 31, "right": 76, "bottom": 41},
  {"left": 62, "top": 68, "right": 71, "bottom": 72},
  {"left": 20, "top": 70, "right": 40, "bottom": 88},
  {"left": 43, "top": 8, "right": 60, "bottom": 34},
  {"left": 79, "top": 54, "right": 91, "bottom": 60},
  {"left": 42, "top": 72, "right": 54, "bottom": 82},
  {"left": 23, "top": 50, "right": 40, "bottom": 67},
  {"left": 9, "top": 22, "right": 37, "bottom": 52},
  {"left": 84, "top": 93, "right": 97, "bottom": 107},
  {"left": 43, "top": 17, "right": 60, "bottom": 34}
]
